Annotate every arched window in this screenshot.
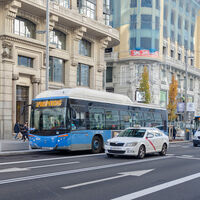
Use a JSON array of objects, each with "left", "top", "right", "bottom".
[
  {"left": 14, "top": 16, "right": 36, "bottom": 39},
  {"left": 50, "top": 29, "right": 66, "bottom": 50}
]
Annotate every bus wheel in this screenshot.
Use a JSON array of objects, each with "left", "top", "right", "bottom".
[{"left": 92, "top": 136, "right": 103, "bottom": 154}]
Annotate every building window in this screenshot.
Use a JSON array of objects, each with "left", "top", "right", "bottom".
[
  {"left": 14, "top": 16, "right": 36, "bottom": 39},
  {"left": 185, "top": 20, "right": 188, "bottom": 30},
  {"left": 170, "top": 50, "right": 174, "bottom": 58},
  {"left": 178, "top": 53, "right": 181, "bottom": 61},
  {"left": 49, "top": 57, "right": 64, "bottom": 83},
  {"left": 190, "top": 79, "right": 193, "bottom": 91},
  {"left": 177, "top": 74, "right": 181, "bottom": 88},
  {"left": 191, "top": 58, "right": 194, "bottom": 66},
  {"left": 103, "top": 0, "right": 110, "bottom": 25},
  {"left": 130, "top": 15, "right": 137, "bottom": 29},
  {"left": 191, "top": 42, "right": 194, "bottom": 52},
  {"left": 164, "top": 5, "right": 168, "bottom": 21},
  {"left": 163, "top": 26, "right": 168, "bottom": 38},
  {"left": 50, "top": 29, "right": 66, "bottom": 50},
  {"left": 18, "top": 55, "right": 33, "bottom": 68},
  {"left": 184, "top": 40, "right": 188, "bottom": 50},
  {"left": 78, "top": 0, "right": 96, "bottom": 20},
  {"left": 178, "top": 15, "right": 182, "bottom": 29},
  {"left": 155, "top": 39, "right": 159, "bottom": 51},
  {"left": 130, "top": 37, "right": 136, "bottom": 50},
  {"left": 179, "top": 1, "right": 183, "bottom": 8},
  {"left": 77, "top": 64, "right": 90, "bottom": 87},
  {"left": 106, "top": 67, "right": 113, "bottom": 83},
  {"left": 58, "top": 0, "right": 70, "bottom": 8},
  {"left": 161, "top": 69, "right": 166, "bottom": 84},
  {"left": 163, "top": 46, "right": 167, "bottom": 55},
  {"left": 191, "top": 24, "right": 194, "bottom": 37},
  {"left": 141, "top": 15, "right": 152, "bottom": 29},
  {"left": 171, "top": 10, "right": 175, "bottom": 25},
  {"left": 186, "top": 3, "right": 190, "bottom": 13},
  {"left": 171, "top": 30, "right": 175, "bottom": 42},
  {"left": 192, "top": 8, "right": 196, "bottom": 18},
  {"left": 155, "top": 17, "right": 160, "bottom": 30},
  {"left": 130, "top": 0, "right": 137, "bottom": 7},
  {"left": 156, "top": 0, "right": 160, "bottom": 9},
  {"left": 141, "top": 0, "right": 152, "bottom": 7},
  {"left": 141, "top": 38, "right": 151, "bottom": 49},
  {"left": 178, "top": 35, "right": 182, "bottom": 46},
  {"left": 79, "top": 39, "right": 91, "bottom": 57}
]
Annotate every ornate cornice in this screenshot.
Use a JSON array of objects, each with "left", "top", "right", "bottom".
[
  {"left": 73, "top": 26, "right": 87, "bottom": 41},
  {"left": 100, "top": 36, "right": 111, "bottom": 49},
  {"left": 17, "top": 9, "right": 40, "bottom": 24},
  {"left": 12, "top": 73, "right": 19, "bottom": 80},
  {"left": 5, "top": 0, "right": 21, "bottom": 19},
  {"left": 2, "top": 41, "right": 13, "bottom": 59},
  {"left": 31, "top": 77, "right": 40, "bottom": 84}
]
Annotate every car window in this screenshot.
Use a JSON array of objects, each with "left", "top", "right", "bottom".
[
  {"left": 118, "top": 129, "right": 146, "bottom": 138},
  {"left": 155, "top": 132, "right": 162, "bottom": 137},
  {"left": 147, "top": 132, "right": 154, "bottom": 138}
]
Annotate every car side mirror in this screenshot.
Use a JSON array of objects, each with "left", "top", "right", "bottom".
[{"left": 147, "top": 133, "right": 154, "bottom": 138}]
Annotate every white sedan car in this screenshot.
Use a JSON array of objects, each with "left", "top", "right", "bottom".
[{"left": 105, "top": 127, "right": 169, "bottom": 159}]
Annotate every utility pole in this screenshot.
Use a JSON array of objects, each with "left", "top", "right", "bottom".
[
  {"left": 184, "top": 52, "right": 188, "bottom": 140},
  {"left": 45, "top": 0, "right": 49, "bottom": 90}
]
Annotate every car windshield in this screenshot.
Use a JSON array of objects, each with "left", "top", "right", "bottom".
[{"left": 118, "top": 129, "right": 146, "bottom": 138}]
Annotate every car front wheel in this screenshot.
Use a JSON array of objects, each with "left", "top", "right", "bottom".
[{"left": 137, "top": 145, "right": 145, "bottom": 159}]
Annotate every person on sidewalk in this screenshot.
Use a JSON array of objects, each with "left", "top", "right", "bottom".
[
  {"left": 21, "top": 122, "right": 29, "bottom": 142},
  {"left": 13, "top": 122, "right": 20, "bottom": 140},
  {"left": 173, "top": 126, "right": 177, "bottom": 140}
]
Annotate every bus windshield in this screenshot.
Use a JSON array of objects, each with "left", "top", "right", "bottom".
[{"left": 32, "top": 107, "right": 67, "bottom": 131}]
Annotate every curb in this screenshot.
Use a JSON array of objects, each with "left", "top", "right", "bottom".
[{"left": 0, "top": 149, "right": 51, "bottom": 156}]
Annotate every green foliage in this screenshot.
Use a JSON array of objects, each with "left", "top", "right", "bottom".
[
  {"left": 167, "top": 75, "right": 178, "bottom": 122},
  {"left": 139, "top": 66, "right": 151, "bottom": 104}
]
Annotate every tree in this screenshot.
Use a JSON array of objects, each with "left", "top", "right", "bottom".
[
  {"left": 139, "top": 66, "right": 151, "bottom": 104},
  {"left": 167, "top": 75, "right": 178, "bottom": 122}
]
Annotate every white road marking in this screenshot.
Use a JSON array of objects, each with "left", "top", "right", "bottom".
[
  {"left": 181, "top": 155, "right": 193, "bottom": 158},
  {"left": 0, "top": 153, "right": 103, "bottom": 166},
  {"left": 0, "top": 156, "right": 171, "bottom": 185},
  {"left": 112, "top": 171, "right": 200, "bottom": 200},
  {"left": 167, "top": 154, "right": 175, "bottom": 156},
  {"left": 0, "top": 168, "right": 29, "bottom": 173},
  {"left": 176, "top": 156, "right": 200, "bottom": 160},
  {"left": 62, "top": 169, "right": 154, "bottom": 190},
  {"left": 0, "top": 162, "right": 79, "bottom": 173}
]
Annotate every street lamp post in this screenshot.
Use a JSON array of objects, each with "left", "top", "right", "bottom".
[
  {"left": 45, "top": 0, "right": 49, "bottom": 91},
  {"left": 184, "top": 53, "right": 188, "bottom": 140}
]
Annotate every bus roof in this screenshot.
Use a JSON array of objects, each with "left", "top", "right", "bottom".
[{"left": 34, "top": 88, "right": 166, "bottom": 110}]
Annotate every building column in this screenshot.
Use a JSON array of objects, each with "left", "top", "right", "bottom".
[
  {"left": 32, "top": 77, "right": 40, "bottom": 98},
  {"left": 96, "top": 0, "right": 103, "bottom": 23},
  {"left": 71, "top": 0, "right": 78, "bottom": 11},
  {"left": 12, "top": 74, "right": 19, "bottom": 126}
]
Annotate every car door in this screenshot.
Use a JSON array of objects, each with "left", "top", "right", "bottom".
[
  {"left": 154, "top": 131, "right": 163, "bottom": 151},
  {"left": 145, "top": 131, "right": 157, "bottom": 153}
]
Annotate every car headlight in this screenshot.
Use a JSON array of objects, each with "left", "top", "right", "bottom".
[
  {"left": 194, "top": 136, "right": 198, "bottom": 140},
  {"left": 125, "top": 142, "right": 138, "bottom": 147}
]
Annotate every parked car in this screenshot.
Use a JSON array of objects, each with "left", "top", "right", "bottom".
[
  {"left": 193, "top": 129, "right": 200, "bottom": 147},
  {"left": 105, "top": 127, "right": 169, "bottom": 159}
]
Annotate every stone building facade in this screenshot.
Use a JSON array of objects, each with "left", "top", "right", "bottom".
[
  {"left": 0, "top": 0, "right": 119, "bottom": 139},
  {"left": 106, "top": 0, "right": 200, "bottom": 125}
]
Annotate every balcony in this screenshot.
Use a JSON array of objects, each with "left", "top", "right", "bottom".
[
  {"left": 104, "top": 52, "right": 118, "bottom": 61},
  {"left": 21, "top": 0, "right": 119, "bottom": 47}
]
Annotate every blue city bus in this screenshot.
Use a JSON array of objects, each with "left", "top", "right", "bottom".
[{"left": 29, "top": 88, "right": 168, "bottom": 153}]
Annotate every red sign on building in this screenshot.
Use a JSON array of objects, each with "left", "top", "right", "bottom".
[{"left": 130, "top": 50, "right": 159, "bottom": 57}]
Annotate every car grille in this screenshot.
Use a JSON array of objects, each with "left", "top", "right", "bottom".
[
  {"left": 110, "top": 142, "right": 124, "bottom": 147},
  {"left": 108, "top": 150, "right": 125, "bottom": 154}
]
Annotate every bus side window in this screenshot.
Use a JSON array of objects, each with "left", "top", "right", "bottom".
[
  {"left": 71, "top": 105, "right": 86, "bottom": 130},
  {"left": 105, "top": 110, "right": 120, "bottom": 130},
  {"left": 89, "top": 108, "right": 105, "bottom": 130},
  {"left": 120, "top": 111, "right": 131, "bottom": 129}
]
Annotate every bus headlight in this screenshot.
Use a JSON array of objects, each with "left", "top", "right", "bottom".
[{"left": 125, "top": 142, "right": 138, "bottom": 147}]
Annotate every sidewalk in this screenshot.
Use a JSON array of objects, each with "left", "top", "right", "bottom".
[{"left": 0, "top": 138, "right": 192, "bottom": 156}]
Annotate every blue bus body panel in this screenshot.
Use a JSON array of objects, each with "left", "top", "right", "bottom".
[{"left": 29, "top": 130, "right": 112, "bottom": 150}]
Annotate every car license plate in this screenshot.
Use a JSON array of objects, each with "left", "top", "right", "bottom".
[{"left": 110, "top": 147, "right": 122, "bottom": 150}]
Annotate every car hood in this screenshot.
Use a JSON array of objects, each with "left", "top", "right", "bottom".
[
  {"left": 194, "top": 131, "right": 200, "bottom": 136},
  {"left": 108, "top": 137, "right": 143, "bottom": 143}
]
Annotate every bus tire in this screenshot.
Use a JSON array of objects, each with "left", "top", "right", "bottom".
[{"left": 91, "top": 136, "right": 103, "bottom": 154}]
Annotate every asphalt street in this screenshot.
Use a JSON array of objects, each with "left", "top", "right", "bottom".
[{"left": 0, "top": 143, "right": 200, "bottom": 200}]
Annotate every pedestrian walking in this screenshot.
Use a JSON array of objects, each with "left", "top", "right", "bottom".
[
  {"left": 173, "top": 126, "right": 177, "bottom": 140},
  {"left": 13, "top": 121, "right": 20, "bottom": 140},
  {"left": 21, "top": 122, "right": 29, "bottom": 141}
]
